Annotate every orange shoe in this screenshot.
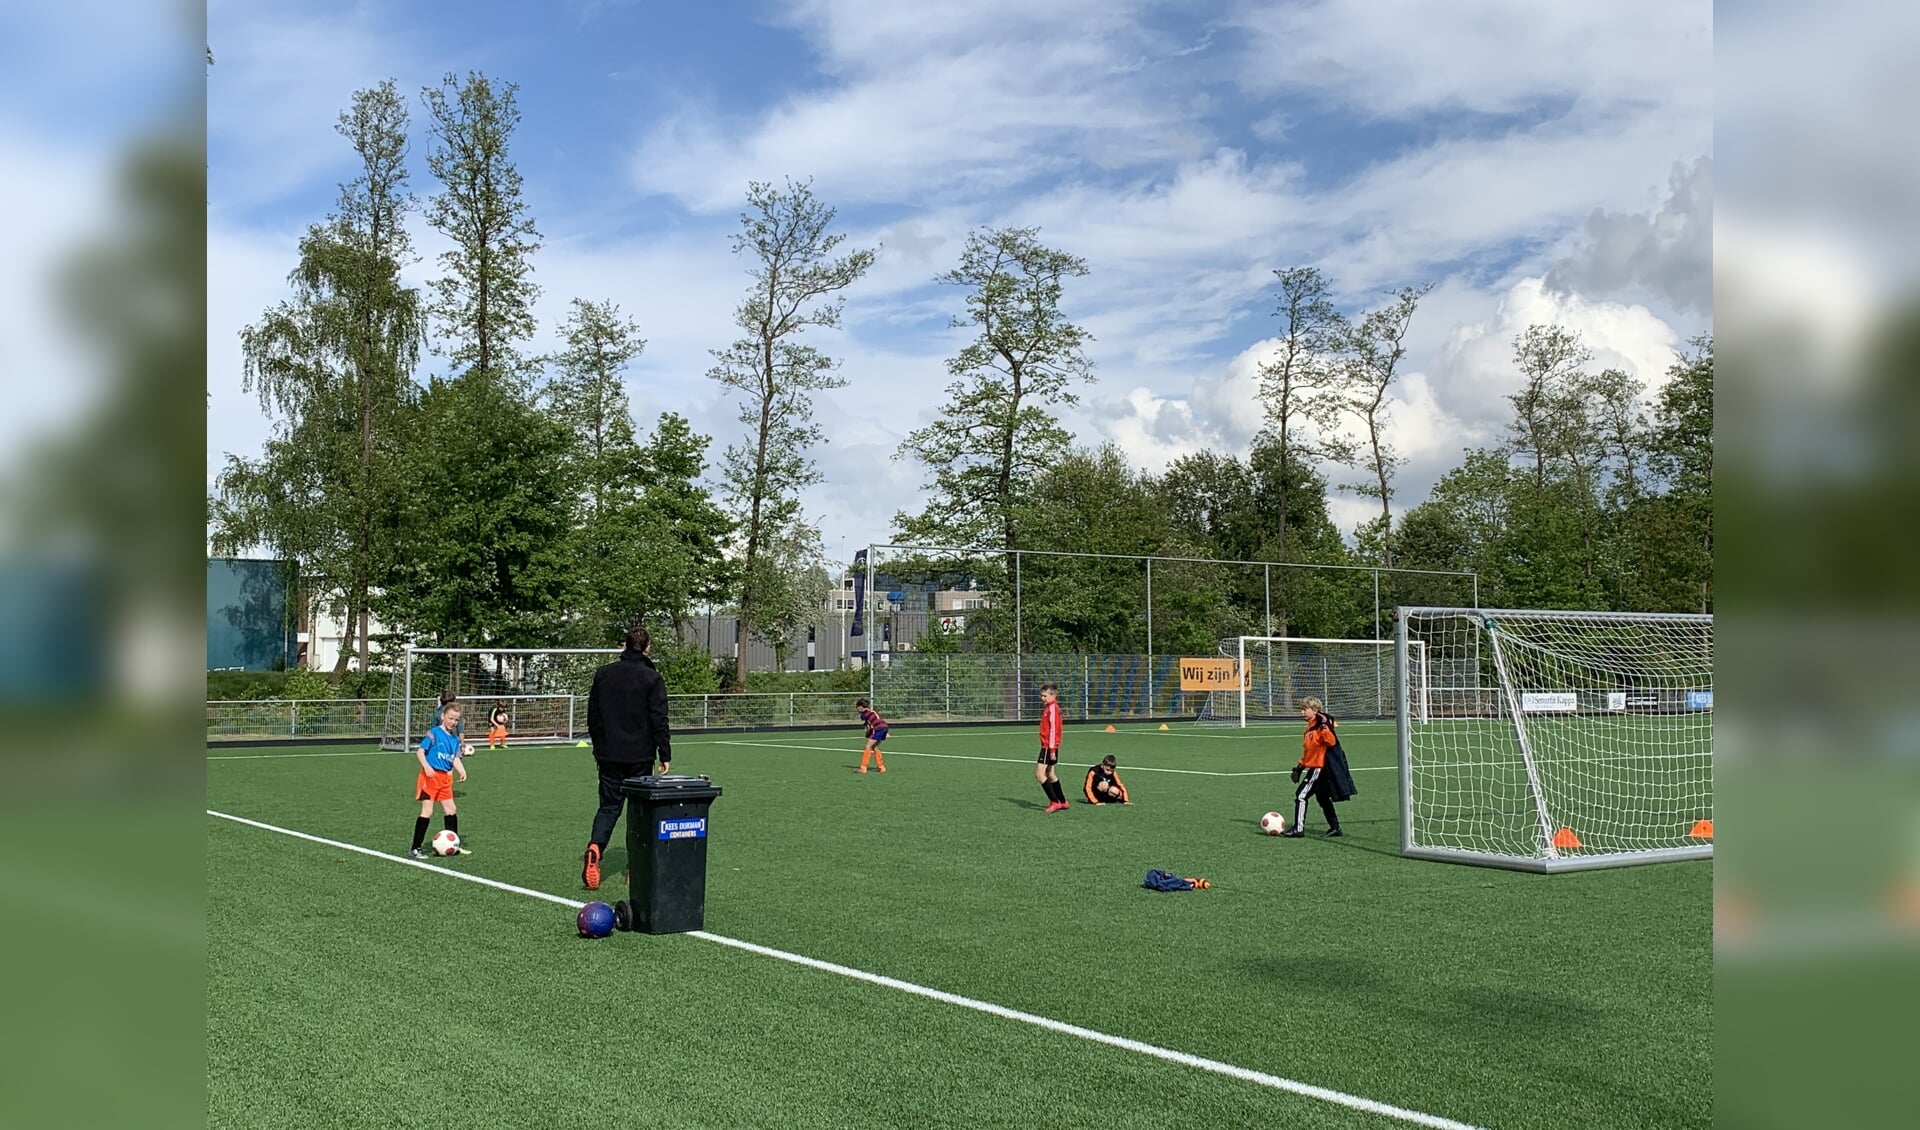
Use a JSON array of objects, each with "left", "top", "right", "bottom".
[
  {"left": 877, "top": 764, "right": 887, "bottom": 773},
  {"left": 582, "top": 844, "right": 602, "bottom": 891}
]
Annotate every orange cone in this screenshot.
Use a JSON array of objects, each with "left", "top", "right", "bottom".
[
  {"left": 1890, "top": 883, "right": 1920, "bottom": 926},
  {"left": 1104, "top": 724, "right": 1116, "bottom": 733},
  {"left": 1551, "top": 827, "right": 1583, "bottom": 850},
  {"left": 1158, "top": 723, "right": 1169, "bottom": 731},
  {"left": 1688, "top": 819, "right": 1714, "bottom": 839}
]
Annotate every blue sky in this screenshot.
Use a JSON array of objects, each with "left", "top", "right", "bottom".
[{"left": 207, "top": 0, "right": 1713, "bottom": 564}]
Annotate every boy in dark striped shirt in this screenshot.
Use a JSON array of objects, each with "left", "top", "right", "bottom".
[{"left": 856, "top": 698, "right": 889, "bottom": 774}]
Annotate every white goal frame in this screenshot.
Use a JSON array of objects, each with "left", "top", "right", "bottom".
[
  {"left": 1214, "top": 636, "right": 1427, "bottom": 727},
  {"left": 381, "top": 646, "right": 619, "bottom": 751},
  {"left": 1395, "top": 607, "right": 1713, "bottom": 873}
]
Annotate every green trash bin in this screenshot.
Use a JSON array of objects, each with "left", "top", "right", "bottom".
[{"left": 616, "top": 774, "right": 723, "bottom": 934}]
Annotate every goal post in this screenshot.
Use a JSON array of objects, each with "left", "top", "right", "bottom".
[
  {"left": 1395, "top": 607, "right": 1714, "bottom": 872},
  {"left": 380, "top": 647, "right": 619, "bottom": 751},
  {"left": 1197, "top": 636, "right": 1426, "bottom": 726}
]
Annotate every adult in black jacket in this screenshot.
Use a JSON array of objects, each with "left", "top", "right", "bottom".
[{"left": 582, "top": 626, "right": 672, "bottom": 890}]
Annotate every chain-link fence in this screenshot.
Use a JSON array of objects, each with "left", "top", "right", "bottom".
[
  {"left": 843, "top": 543, "right": 1479, "bottom": 668},
  {"left": 208, "top": 699, "right": 384, "bottom": 740},
  {"left": 211, "top": 692, "right": 870, "bottom": 742},
  {"left": 869, "top": 653, "right": 1208, "bottom": 722}
]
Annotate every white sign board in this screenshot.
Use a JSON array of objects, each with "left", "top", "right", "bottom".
[
  {"left": 1520, "top": 692, "right": 1578, "bottom": 713},
  {"left": 1607, "top": 692, "right": 1627, "bottom": 712}
]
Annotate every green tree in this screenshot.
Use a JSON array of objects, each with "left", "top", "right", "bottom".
[
  {"left": 1013, "top": 446, "right": 1165, "bottom": 653},
  {"left": 395, "top": 70, "right": 570, "bottom": 646},
  {"left": 422, "top": 71, "right": 541, "bottom": 390},
  {"left": 743, "top": 516, "right": 833, "bottom": 670},
  {"left": 708, "top": 178, "right": 874, "bottom": 686},
  {"left": 383, "top": 376, "right": 574, "bottom": 646},
  {"left": 1627, "top": 337, "right": 1713, "bottom": 611},
  {"left": 544, "top": 298, "right": 645, "bottom": 518},
  {"left": 1506, "top": 323, "right": 1593, "bottom": 493},
  {"left": 897, "top": 226, "right": 1094, "bottom": 554},
  {"left": 638, "top": 413, "right": 736, "bottom": 614},
  {"left": 213, "top": 81, "right": 424, "bottom": 677},
  {"left": 1339, "top": 284, "right": 1430, "bottom": 561}
]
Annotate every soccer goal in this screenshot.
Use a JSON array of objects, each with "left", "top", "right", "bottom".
[
  {"left": 1196, "top": 636, "right": 1427, "bottom": 726},
  {"left": 379, "top": 647, "right": 619, "bottom": 751},
  {"left": 1396, "top": 607, "right": 1713, "bottom": 872}
]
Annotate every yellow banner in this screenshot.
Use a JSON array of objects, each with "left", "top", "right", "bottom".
[{"left": 1178, "top": 658, "right": 1247, "bottom": 691}]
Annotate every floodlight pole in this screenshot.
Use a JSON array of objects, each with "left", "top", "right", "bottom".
[
  {"left": 1263, "top": 565, "right": 1272, "bottom": 636},
  {"left": 1013, "top": 550, "right": 1022, "bottom": 716},
  {"left": 1145, "top": 558, "right": 1155, "bottom": 715},
  {"left": 402, "top": 644, "right": 414, "bottom": 751},
  {"left": 866, "top": 543, "right": 877, "bottom": 705}
]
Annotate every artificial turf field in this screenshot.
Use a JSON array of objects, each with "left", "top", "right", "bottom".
[{"left": 207, "top": 721, "right": 1711, "bottom": 1129}]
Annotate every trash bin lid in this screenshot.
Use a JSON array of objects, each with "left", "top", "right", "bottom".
[{"left": 624, "top": 774, "right": 713, "bottom": 789}]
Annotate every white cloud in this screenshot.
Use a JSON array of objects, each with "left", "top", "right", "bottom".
[
  {"left": 1228, "top": 0, "right": 1710, "bottom": 121},
  {"left": 1076, "top": 275, "right": 1684, "bottom": 536},
  {"left": 208, "top": 0, "right": 436, "bottom": 213},
  {"left": 206, "top": 1, "right": 1714, "bottom": 561},
  {"left": 1548, "top": 157, "right": 1712, "bottom": 313},
  {"left": 630, "top": 0, "right": 1212, "bottom": 212}
]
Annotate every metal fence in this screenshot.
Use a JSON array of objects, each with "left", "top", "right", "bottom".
[
  {"left": 870, "top": 653, "right": 1207, "bottom": 723},
  {"left": 208, "top": 699, "right": 384, "bottom": 739}
]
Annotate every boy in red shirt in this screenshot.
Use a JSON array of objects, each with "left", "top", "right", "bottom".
[{"left": 1037, "top": 682, "right": 1068, "bottom": 812}]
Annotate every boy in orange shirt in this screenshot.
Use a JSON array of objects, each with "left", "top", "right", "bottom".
[{"left": 1284, "top": 696, "right": 1354, "bottom": 837}]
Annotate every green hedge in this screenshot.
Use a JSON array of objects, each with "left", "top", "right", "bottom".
[{"left": 207, "top": 669, "right": 389, "bottom": 701}]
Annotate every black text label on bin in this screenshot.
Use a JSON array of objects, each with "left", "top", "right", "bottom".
[{"left": 657, "top": 817, "right": 707, "bottom": 840}]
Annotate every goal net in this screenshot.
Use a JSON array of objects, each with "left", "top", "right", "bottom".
[
  {"left": 1196, "top": 637, "right": 1426, "bottom": 726},
  {"left": 1396, "top": 607, "right": 1713, "bottom": 872},
  {"left": 379, "top": 647, "right": 618, "bottom": 751}
]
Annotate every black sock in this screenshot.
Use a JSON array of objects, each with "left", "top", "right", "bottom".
[
  {"left": 444, "top": 814, "right": 459, "bottom": 835},
  {"left": 1046, "top": 781, "right": 1064, "bottom": 803},
  {"left": 412, "top": 816, "right": 430, "bottom": 849},
  {"left": 1040, "top": 780, "right": 1055, "bottom": 802}
]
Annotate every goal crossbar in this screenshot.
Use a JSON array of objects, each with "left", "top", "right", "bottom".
[{"left": 1202, "top": 636, "right": 1425, "bottom": 727}]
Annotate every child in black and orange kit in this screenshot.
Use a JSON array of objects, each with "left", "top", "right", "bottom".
[
  {"left": 1037, "top": 683, "right": 1068, "bottom": 812},
  {"left": 855, "top": 698, "right": 888, "bottom": 773},
  {"left": 1284, "top": 696, "right": 1356, "bottom": 837},
  {"left": 1084, "top": 754, "right": 1130, "bottom": 804}
]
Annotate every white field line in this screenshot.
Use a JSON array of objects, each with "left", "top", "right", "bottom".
[
  {"left": 207, "top": 809, "right": 1489, "bottom": 1130},
  {"left": 208, "top": 749, "right": 392, "bottom": 760}
]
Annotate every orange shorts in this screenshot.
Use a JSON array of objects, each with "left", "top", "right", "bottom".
[
  {"left": 415, "top": 770, "right": 454, "bottom": 803},
  {"left": 489, "top": 725, "right": 507, "bottom": 741}
]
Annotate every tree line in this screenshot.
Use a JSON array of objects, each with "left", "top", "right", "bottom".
[{"left": 211, "top": 74, "right": 1712, "bottom": 689}]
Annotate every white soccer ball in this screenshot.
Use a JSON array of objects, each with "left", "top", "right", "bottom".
[
  {"left": 431, "top": 830, "right": 462, "bottom": 857},
  {"left": 1259, "top": 812, "right": 1288, "bottom": 836}
]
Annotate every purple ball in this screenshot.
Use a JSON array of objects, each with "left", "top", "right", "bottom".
[{"left": 577, "top": 901, "right": 616, "bottom": 938}]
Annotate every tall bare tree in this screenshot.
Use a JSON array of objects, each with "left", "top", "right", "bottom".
[
  {"left": 708, "top": 178, "right": 874, "bottom": 686},
  {"left": 1258, "top": 266, "right": 1353, "bottom": 554},
  {"left": 1339, "top": 284, "right": 1430, "bottom": 562},
  {"left": 422, "top": 71, "right": 541, "bottom": 389}
]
